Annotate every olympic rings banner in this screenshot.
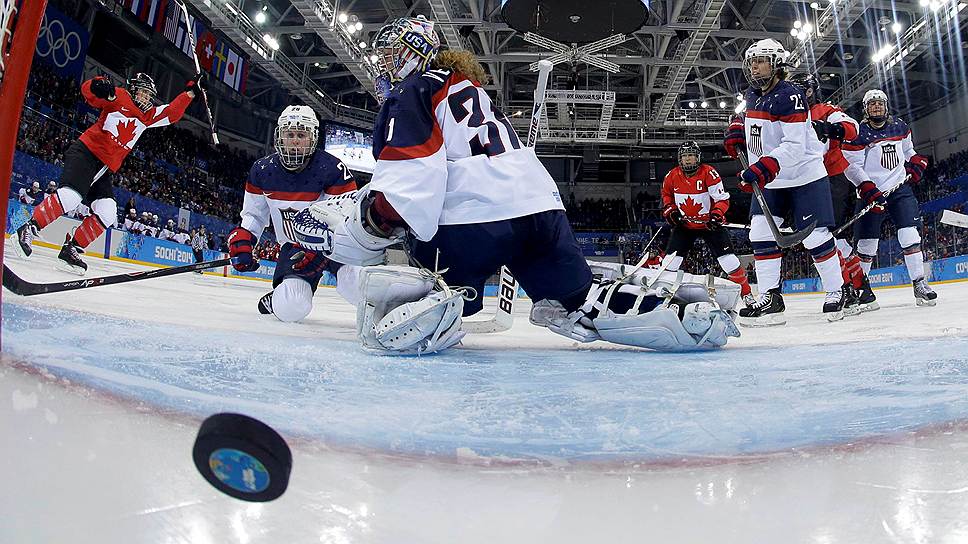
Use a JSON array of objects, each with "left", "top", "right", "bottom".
[{"left": 33, "top": 4, "right": 90, "bottom": 81}]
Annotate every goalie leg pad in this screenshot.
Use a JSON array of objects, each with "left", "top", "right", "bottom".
[
  {"left": 374, "top": 291, "right": 466, "bottom": 353},
  {"left": 357, "top": 266, "right": 465, "bottom": 354},
  {"left": 595, "top": 302, "right": 738, "bottom": 350}
]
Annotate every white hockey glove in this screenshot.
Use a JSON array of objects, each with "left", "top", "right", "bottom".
[
  {"left": 292, "top": 189, "right": 404, "bottom": 266},
  {"left": 356, "top": 266, "right": 467, "bottom": 355}
]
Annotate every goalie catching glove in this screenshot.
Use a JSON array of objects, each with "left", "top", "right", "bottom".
[
  {"left": 355, "top": 266, "right": 469, "bottom": 355},
  {"left": 292, "top": 188, "right": 406, "bottom": 266}
]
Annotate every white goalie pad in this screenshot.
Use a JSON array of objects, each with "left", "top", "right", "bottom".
[
  {"left": 595, "top": 303, "right": 738, "bottom": 351},
  {"left": 357, "top": 265, "right": 466, "bottom": 355},
  {"left": 586, "top": 260, "right": 742, "bottom": 311}
]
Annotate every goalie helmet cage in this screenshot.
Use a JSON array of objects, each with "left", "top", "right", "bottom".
[{"left": 0, "top": 0, "right": 48, "bottom": 341}]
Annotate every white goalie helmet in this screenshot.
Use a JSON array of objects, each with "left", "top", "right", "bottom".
[
  {"left": 274, "top": 105, "right": 320, "bottom": 170},
  {"left": 743, "top": 38, "right": 789, "bottom": 88},
  {"left": 863, "top": 89, "right": 889, "bottom": 123}
]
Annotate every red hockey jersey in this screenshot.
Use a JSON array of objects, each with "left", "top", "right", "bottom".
[
  {"left": 810, "top": 102, "right": 859, "bottom": 177},
  {"left": 78, "top": 78, "right": 193, "bottom": 172},
  {"left": 661, "top": 164, "right": 729, "bottom": 230}
]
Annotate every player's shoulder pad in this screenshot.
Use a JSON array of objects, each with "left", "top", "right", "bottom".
[{"left": 769, "top": 81, "right": 808, "bottom": 115}]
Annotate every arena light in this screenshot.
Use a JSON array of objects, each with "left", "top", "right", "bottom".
[
  {"left": 688, "top": 101, "right": 696, "bottom": 108},
  {"left": 369, "top": 54, "right": 379, "bottom": 63},
  {"left": 892, "top": 22, "right": 902, "bottom": 34},
  {"left": 790, "top": 28, "right": 799, "bottom": 36},
  {"left": 794, "top": 20, "right": 802, "bottom": 29},
  {"left": 254, "top": 11, "right": 267, "bottom": 24},
  {"left": 719, "top": 100, "right": 727, "bottom": 108},
  {"left": 355, "top": 22, "right": 364, "bottom": 31},
  {"left": 338, "top": 12, "right": 349, "bottom": 23},
  {"left": 802, "top": 22, "right": 814, "bottom": 34},
  {"left": 700, "top": 100, "right": 708, "bottom": 108},
  {"left": 358, "top": 41, "right": 367, "bottom": 49}
]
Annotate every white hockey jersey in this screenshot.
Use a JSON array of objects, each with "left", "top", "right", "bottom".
[
  {"left": 742, "top": 80, "right": 828, "bottom": 188},
  {"left": 240, "top": 151, "right": 356, "bottom": 244},
  {"left": 369, "top": 68, "right": 563, "bottom": 241},
  {"left": 842, "top": 117, "right": 916, "bottom": 192}
]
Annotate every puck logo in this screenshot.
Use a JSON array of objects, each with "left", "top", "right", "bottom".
[{"left": 208, "top": 448, "right": 271, "bottom": 493}]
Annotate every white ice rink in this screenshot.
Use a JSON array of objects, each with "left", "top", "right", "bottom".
[{"left": 3, "top": 241, "right": 968, "bottom": 543}]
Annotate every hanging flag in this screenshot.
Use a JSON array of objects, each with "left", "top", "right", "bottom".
[
  {"left": 223, "top": 47, "right": 244, "bottom": 91},
  {"left": 195, "top": 30, "right": 217, "bottom": 72}
]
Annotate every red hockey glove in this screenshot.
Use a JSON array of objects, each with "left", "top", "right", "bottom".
[
  {"left": 290, "top": 247, "right": 331, "bottom": 279},
  {"left": 723, "top": 117, "right": 746, "bottom": 159},
  {"left": 662, "top": 204, "right": 683, "bottom": 226},
  {"left": 90, "top": 76, "right": 116, "bottom": 100},
  {"left": 740, "top": 157, "right": 780, "bottom": 189},
  {"left": 857, "top": 181, "right": 887, "bottom": 214},
  {"left": 228, "top": 227, "right": 260, "bottom": 272},
  {"left": 905, "top": 154, "right": 929, "bottom": 184}
]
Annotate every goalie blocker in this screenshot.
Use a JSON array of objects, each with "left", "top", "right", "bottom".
[{"left": 291, "top": 189, "right": 741, "bottom": 354}]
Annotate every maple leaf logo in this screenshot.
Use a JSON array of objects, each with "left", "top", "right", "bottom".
[
  {"left": 115, "top": 120, "right": 137, "bottom": 148},
  {"left": 680, "top": 195, "right": 704, "bottom": 218}
]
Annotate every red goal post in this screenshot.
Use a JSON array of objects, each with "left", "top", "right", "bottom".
[{"left": 0, "top": 0, "right": 47, "bottom": 318}]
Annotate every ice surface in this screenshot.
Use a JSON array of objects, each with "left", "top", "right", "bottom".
[{"left": 3, "top": 242, "right": 968, "bottom": 542}]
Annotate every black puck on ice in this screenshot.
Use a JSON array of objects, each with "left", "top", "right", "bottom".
[{"left": 192, "top": 413, "right": 292, "bottom": 502}]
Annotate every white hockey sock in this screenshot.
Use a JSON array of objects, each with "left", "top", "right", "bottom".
[
  {"left": 860, "top": 260, "right": 873, "bottom": 275},
  {"left": 754, "top": 257, "right": 781, "bottom": 292},
  {"left": 814, "top": 255, "right": 845, "bottom": 293},
  {"left": 834, "top": 238, "right": 853, "bottom": 258},
  {"left": 903, "top": 251, "right": 926, "bottom": 281}
]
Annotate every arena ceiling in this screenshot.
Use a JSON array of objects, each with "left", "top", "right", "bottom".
[{"left": 190, "top": 0, "right": 968, "bottom": 147}]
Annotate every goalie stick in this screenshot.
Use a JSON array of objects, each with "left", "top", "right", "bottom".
[
  {"left": 736, "top": 154, "right": 815, "bottom": 248},
  {"left": 175, "top": 0, "right": 219, "bottom": 145},
  {"left": 940, "top": 209, "right": 968, "bottom": 229},
  {"left": 2, "top": 259, "right": 230, "bottom": 296},
  {"left": 461, "top": 60, "right": 553, "bottom": 334}
]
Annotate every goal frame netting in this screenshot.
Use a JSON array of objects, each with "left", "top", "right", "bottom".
[{"left": 0, "top": 0, "right": 47, "bottom": 329}]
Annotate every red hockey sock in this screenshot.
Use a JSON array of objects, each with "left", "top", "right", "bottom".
[
  {"left": 727, "top": 267, "right": 752, "bottom": 297},
  {"left": 72, "top": 214, "right": 106, "bottom": 249},
  {"left": 31, "top": 193, "right": 65, "bottom": 229},
  {"left": 845, "top": 254, "right": 864, "bottom": 288}
]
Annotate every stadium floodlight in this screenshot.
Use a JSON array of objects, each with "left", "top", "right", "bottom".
[
  {"left": 254, "top": 11, "right": 267, "bottom": 24},
  {"left": 688, "top": 101, "right": 696, "bottom": 108},
  {"left": 338, "top": 12, "right": 349, "bottom": 23},
  {"left": 794, "top": 20, "right": 802, "bottom": 29},
  {"left": 892, "top": 22, "right": 902, "bottom": 34},
  {"left": 719, "top": 101, "right": 727, "bottom": 108},
  {"left": 700, "top": 101, "right": 708, "bottom": 108}
]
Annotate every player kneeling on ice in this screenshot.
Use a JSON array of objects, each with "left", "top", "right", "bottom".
[
  {"left": 227, "top": 106, "right": 360, "bottom": 322},
  {"left": 289, "top": 16, "right": 740, "bottom": 355}
]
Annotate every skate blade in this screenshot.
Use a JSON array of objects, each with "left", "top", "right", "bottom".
[
  {"left": 843, "top": 305, "right": 862, "bottom": 317},
  {"left": 12, "top": 243, "right": 32, "bottom": 260},
  {"left": 915, "top": 298, "right": 937, "bottom": 307},
  {"left": 739, "top": 313, "right": 786, "bottom": 328},
  {"left": 824, "top": 310, "right": 844, "bottom": 322},
  {"left": 55, "top": 260, "right": 87, "bottom": 276},
  {"left": 859, "top": 302, "right": 880, "bottom": 312}
]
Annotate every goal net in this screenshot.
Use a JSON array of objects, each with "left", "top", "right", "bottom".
[{"left": 0, "top": 0, "right": 46, "bottom": 306}]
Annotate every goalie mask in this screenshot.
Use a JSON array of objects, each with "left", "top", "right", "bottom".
[
  {"left": 372, "top": 15, "right": 440, "bottom": 103},
  {"left": 743, "top": 39, "right": 789, "bottom": 89},
  {"left": 274, "top": 105, "right": 320, "bottom": 170},
  {"left": 126, "top": 72, "right": 157, "bottom": 111},
  {"left": 863, "top": 89, "right": 889, "bottom": 124},
  {"left": 677, "top": 141, "right": 701, "bottom": 176}
]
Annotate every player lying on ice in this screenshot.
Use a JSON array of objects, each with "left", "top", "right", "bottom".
[{"left": 286, "top": 16, "right": 740, "bottom": 356}]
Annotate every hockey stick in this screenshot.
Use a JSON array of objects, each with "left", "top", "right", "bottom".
[
  {"left": 831, "top": 178, "right": 905, "bottom": 237},
  {"left": 940, "top": 209, "right": 968, "bottom": 228},
  {"left": 721, "top": 221, "right": 793, "bottom": 233},
  {"left": 461, "top": 60, "right": 553, "bottom": 334},
  {"left": 175, "top": 0, "right": 219, "bottom": 145},
  {"left": 736, "top": 154, "right": 814, "bottom": 248},
  {"left": 2, "top": 258, "right": 230, "bottom": 296}
]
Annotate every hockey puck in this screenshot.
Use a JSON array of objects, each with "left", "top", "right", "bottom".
[{"left": 192, "top": 413, "right": 292, "bottom": 502}]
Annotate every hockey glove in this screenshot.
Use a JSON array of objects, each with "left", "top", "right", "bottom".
[
  {"left": 662, "top": 204, "right": 683, "bottom": 226},
  {"left": 905, "top": 154, "right": 929, "bottom": 184},
  {"left": 292, "top": 189, "right": 401, "bottom": 266},
  {"left": 812, "top": 120, "right": 846, "bottom": 143},
  {"left": 740, "top": 157, "right": 780, "bottom": 189},
  {"left": 90, "top": 77, "right": 116, "bottom": 100},
  {"left": 290, "top": 248, "right": 331, "bottom": 279},
  {"left": 723, "top": 117, "right": 746, "bottom": 159},
  {"left": 857, "top": 181, "right": 887, "bottom": 213},
  {"left": 228, "top": 227, "right": 260, "bottom": 272},
  {"left": 708, "top": 209, "right": 726, "bottom": 230},
  {"left": 184, "top": 73, "right": 203, "bottom": 95}
]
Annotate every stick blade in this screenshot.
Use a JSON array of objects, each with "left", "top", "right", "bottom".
[
  {"left": 775, "top": 220, "right": 816, "bottom": 249},
  {"left": 941, "top": 209, "right": 968, "bottom": 228}
]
